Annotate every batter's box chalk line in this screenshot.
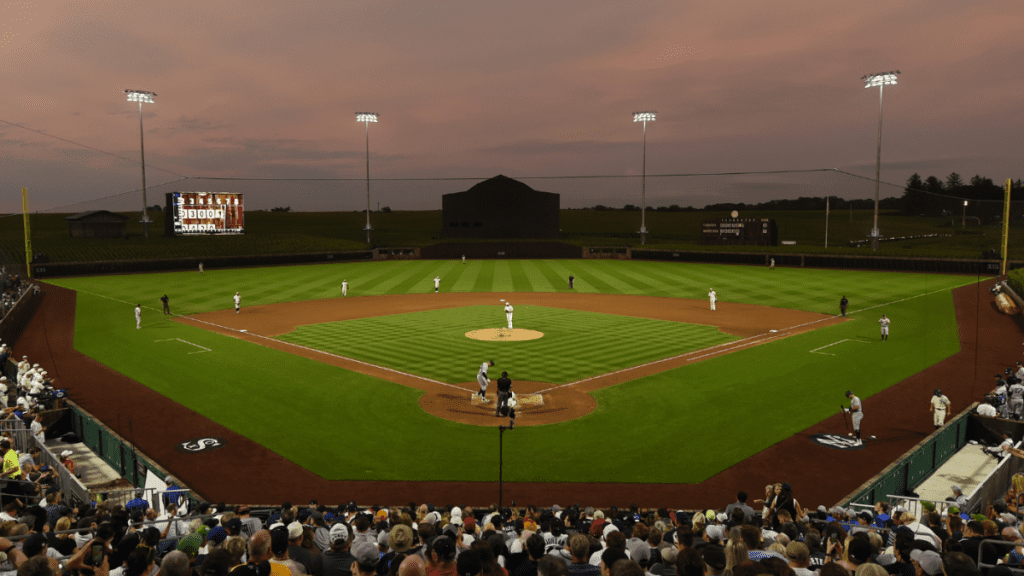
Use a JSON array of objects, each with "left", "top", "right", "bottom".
[
  {"left": 154, "top": 338, "right": 212, "bottom": 354},
  {"left": 471, "top": 394, "right": 544, "bottom": 407},
  {"left": 809, "top": 339, "right": 870, "bottom": 356}
]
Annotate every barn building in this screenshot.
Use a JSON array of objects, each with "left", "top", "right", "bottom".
[
  {"left": 441, "top": 175, "right": 559, "bottom": 239},
  {"left": 65, "top": 211, "right": 129, "bottom": 239}
]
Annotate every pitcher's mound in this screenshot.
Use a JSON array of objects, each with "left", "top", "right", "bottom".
[{"left": 465, "top": 328, "right": 544, "bottom": 341}]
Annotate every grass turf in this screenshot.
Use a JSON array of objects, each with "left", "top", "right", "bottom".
[
  {"left": 277, "top": 305, "right": 737, "bottom": 384},
  {"left": 48, "top": 260, "right": 976, "bottom": 483}
]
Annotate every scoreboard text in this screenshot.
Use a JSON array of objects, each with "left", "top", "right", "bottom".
[
  {"left": 701, "top": 218, "right": 777, "bottom": 246},
  {"left": 166, "top": 192, "right": 244, "bottom": 236}
]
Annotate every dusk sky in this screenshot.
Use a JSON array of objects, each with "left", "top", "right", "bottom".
[{"left": 1, "top": 0, "right": 1022, "bottom": 214}]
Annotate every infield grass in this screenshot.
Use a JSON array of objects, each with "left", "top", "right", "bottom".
[
  {"left": 278, "top": 305, "right": 737, "bottom": 384},
  {"left": 49, "top": 260, "right": 977, "bottom": 483}
]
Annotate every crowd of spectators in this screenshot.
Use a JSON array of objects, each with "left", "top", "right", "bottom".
[
  {"left": 977, "top": 364, "right": 1024, "bottom": 421},
  {"left": 0, "top": 268, "right": 33, "bottom": 321},
  {"left": 0, "top": 488, "right": 1018, "bottom": 576}
]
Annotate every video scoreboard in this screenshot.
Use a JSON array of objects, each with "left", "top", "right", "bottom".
[
  {"left": 701, "top": 218, "right": 777, "bottom": 246},
  {"left": 165, "top": 192, "right": 244, "bottom": 236}
]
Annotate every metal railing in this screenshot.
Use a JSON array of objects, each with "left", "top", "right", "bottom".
[{"left": 974, "top": 538, "right": 1024, "bottom": 574}]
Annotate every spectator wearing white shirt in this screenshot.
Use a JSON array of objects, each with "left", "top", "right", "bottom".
[{"left": 160, "top": 503, "right": 189, "bottom": 539}]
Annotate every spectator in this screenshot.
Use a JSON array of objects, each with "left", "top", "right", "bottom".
[
  {"left": 536, "top": 557, "right": 566, "bottom": 576},
  {"left": 313, "top": 522, "right": 354, "bottom": 576},
  {"left": 456, "top": 550, "right": 482, "bottom": 576},
  {"left": 598, "top": 549, "right": 627, "bottom": 576},
  {"left": 47, "top": 517, "right": 76, "bottom": 556},
  {"left": 784, "top": 542, "right": 812, "bottom": 576},
  {"left": 427, "top": 537, "right": 457, "bottom": 576},
  {"left": 270, "top": 525, "right": 307, "bottom": 576},
  {"left": 352, "top": 542, "right": 381, "bottom": 576},
  {"left": 159, "top": 551, "right": 193, "bottom": 576},
  {"left": 566, "top": 534, "right": 598, "bottom": 576},
  {"left": 725, "top": 495, "right": 756, "bottom": 525},
  {"left": 649, "top": 546, "right": 676, "bottom": 576},
  {"left": 230, "top": 529, "right": 273, "bottom": 576},
  {"left": 910, "top": 550, "right": 943, "bottom": 576},
  {"left": 288, "top": 522, "right": 315, "bottom": 574},
  {"left": 941, "top": 552, "right": 981, "bottom": 576}
]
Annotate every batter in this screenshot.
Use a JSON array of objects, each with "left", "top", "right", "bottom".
[
  {"left": 475, "top": 360, "right": 495, "bottom": 402},
  {"left": 844, "top": 390, "right": 864, "bottom": 446}
]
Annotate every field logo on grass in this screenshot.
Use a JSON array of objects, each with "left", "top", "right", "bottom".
[
  {"left": 175, "top": 437, "right": 226, "bottom": 454},
  {"left": 809, "top": 434, "right": 864, "bottom": 451}
]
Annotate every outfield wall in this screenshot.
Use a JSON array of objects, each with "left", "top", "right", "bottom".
[{"left": 30, "top": 250, "right": 373, "bottom": 278}]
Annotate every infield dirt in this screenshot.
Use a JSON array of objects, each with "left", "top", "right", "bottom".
[
  {"left": 180, "top": 292, "right": 844, "bottom": 426},
  {"left": 17, "top": 281, "right": 1014, "bottom": 507}
]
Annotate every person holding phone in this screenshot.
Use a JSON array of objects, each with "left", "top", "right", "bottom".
[{"left": 66, "top": 527, "right": 115, "bottom": 576}]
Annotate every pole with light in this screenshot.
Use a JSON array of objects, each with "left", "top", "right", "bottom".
[
  {"left": 356, "top": 113, "right": 379, "bottom": 244},
  {"left": 632, "top": 111, "right": 656, "bottom": 245},
  {"left": 962, "top": 200, "right": 968, "bottom": 229},
  {"left": 861, "top": 71, "right": 899, "bottom": 250},
  {"left": 125, "top": 89, "right": 157, "bottom": 238}
]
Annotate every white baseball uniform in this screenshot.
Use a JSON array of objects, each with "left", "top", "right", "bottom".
[
  {"left": 342, "top": 281, "right": 348, "bottom": 297},
  {"left": 931, "top": 394, "right": 951, "bottom": 426},
  {"left": 477, "top": 361, "right": 492, "bottom": 400},
  {"left": 708, "top": 289, "right": 717, "bottom": 311},
  {"left": 504, "top": 303, "right": 514, "bottom": 329},
  {"left": 135, "top": 306, "right": 141, "bottom": 329},
  {"left": 879, "top": 316, "right": 890, "bottom": 340},
  {"left": 434, "top": 276, "right": 440, "bottom": 293},
  {"left": 233, "top": 293, "right": 241, "bottom": 313},
  {"left": 770, "top": 258, "right": 775, "bottom": 269},
  {"left": 199, "top": 262, "right": 203, "bottom": 274},
  {"left": 462, "top": 255, "right": 466, "bottom": 264},
  {"left": 849, "top": 395, "right": 863, "bottom": 431}
]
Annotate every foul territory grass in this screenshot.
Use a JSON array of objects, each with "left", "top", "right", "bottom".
[
  {"left": 278, "top": 305, "right": 737, "bottom": 384},
  {"left": 48, "top": 260, "right": 976, "bottom": 483}
]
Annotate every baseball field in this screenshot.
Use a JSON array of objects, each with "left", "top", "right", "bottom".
[{"left": 43, "top": 258, "right": 975, "bottom": 492}]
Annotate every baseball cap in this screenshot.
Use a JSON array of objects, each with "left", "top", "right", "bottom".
[
  {"left": 225, "top": 518, "right": 242, "bottom": 534},
  {"left": 178, "top": 533, "right": 203, "bottom": 558},
  {"left": 450, "top": 515, "right": 464, "bottom": 526},
  {"left": 330, "top": 522, "right": 349, "bottom": 545},
  {"left": 911, "top": 550, "right": 943, "bottom": 576},
  {"left": 786, "top": 542, "right": 809, "bottom": 563},
  {"left": 208, "top": 526, "right": 228, "bottom": 545},
  {"left": 352, "top": 541, "right": 380, "bottom": 568},
  {"left": 287, "top": 522, "right": 303, "bottom": 540},
  {"left": 22, "top": 533, "right": 48, "bottom": 558},
  {"left": 703, "top": 547, "right": 726, "bottom": 571},
  {"left": 464, "top": 517, "right": 476, "bottom": 532}
]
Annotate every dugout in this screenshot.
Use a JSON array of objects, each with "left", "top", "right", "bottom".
[{"left": 442, "top": 175, "right": 559, "bottom": 239}]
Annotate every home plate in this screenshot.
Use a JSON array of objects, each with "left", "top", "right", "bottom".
[{"left": 471, "top": 394, "right": 544, "bottom": 408}]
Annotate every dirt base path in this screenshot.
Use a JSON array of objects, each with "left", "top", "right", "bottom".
[
  {"left": 181, "top": 293, "right": 843, "bottom": 426},
  {"left": 17, "top": 281, "right": 1014, "bottom": 508}
]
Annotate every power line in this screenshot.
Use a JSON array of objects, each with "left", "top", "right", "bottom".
[
  {"left": 186, "top": 168, "right": 836, "bottom": 182},
  {"left": 0, "top": 118, "right": 187, "bottom": 178}
]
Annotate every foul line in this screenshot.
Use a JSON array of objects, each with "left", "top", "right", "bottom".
[
  {"left": 810, "top": 339, "right": 870, "bottom": 356},
  {"left": 68, "top": 287, "right": 473, "bottom": 393},
  {"left": 154, "top": 338, "right": 211, "bottom": 354}
]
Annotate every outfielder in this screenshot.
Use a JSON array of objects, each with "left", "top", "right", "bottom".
[
  {"left": 504, "top": 302, "right": 514, "bottom": 329},
  {"left": 135, "top": 304, "right": 142, "bottom": 329},
  {"left": 160, "top": 294, "right": 170, "bottom": 316},
  {"left": 462, "top": 255, "right": 466, "bottom": 264},
  {"left": 844, "top": 390, "right": 864, "bottom": 445},
  {"left": 199, "top": 262, "right": 204, "bottom": 274},
  {"left": 770, "top": 258, "right": 775, "bottom": 270},
  {"left": 434, "top": 276, "right": 441, "bottom": 293},
  {"left": 475, "top": 360, "right": 494, "bottom": 402},
  {"left": 233, "top": 292, "right": 241, "bottom": 314},
  {"left": 930, "top": 389, "right": 951, "bottom": 428},
  {"left": 342, "top": 280, "right": 349, "bottom": 297},
  {"left": 879, "top": 314, "right": 890, "bottom": 341},
  {"left": 708, "top": 288, "right": 717, "bottom": 311}
]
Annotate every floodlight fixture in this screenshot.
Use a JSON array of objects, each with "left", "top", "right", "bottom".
[
  {"left": 632, "top": 111, "right": 657, "bottom": 244},
  {"left": 356, "top": 112, "right": 380, "bottom": 243},
  {"left": 861, "top": 70, "right": 900, "bottom": 250},
  {"left": 124, "top": 89, "right": 157, "bottom": 237}
]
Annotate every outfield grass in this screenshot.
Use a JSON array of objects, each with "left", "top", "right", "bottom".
[
  {"left": 49, "top": 260, "right": 975, "bottom": 483},
  {"left": 278, "top": 305, "right": 737, "bottom": 384}
]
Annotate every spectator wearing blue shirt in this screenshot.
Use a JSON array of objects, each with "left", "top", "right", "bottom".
[{"left": 126, "top": 491, "right": 150, "bottom": 513}]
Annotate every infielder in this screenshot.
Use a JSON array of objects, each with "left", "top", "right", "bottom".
[
  {"left": 135, "top": 304, "right": 142, "bottom": 329},
  {"left": 1010, "top": 379, "right": 1024, "bottom": 420},
  {"left": 840, "top": 296, "right": 849, "bottom": 318},
  {"left": 160, "top": 295, "right": 170, "bottom": 316},
  {"left": 879, "top": 314, "right": 890, "bottom": 341},
  {"left": 233, "top": 292, "right": 241, "bottom": 314},
  {"left": 930, "top": 389, "right": 951, "bottom": 428},
  {"left": 504, "top": 302, "right": 514, "bottom": 329},
  {"left": 342, "top": 280, "right": 349, "bottom": 297},
  {"left": 708, "top": 288, "right": 717, "bottom": 311},
  {"left": 843, "top": 390, "right": 864, "bottom": 445},
  {"left": 476, "top": 360, "right": 495, "bottom": 402},
  {"left": 434, "top": 276, "right": 441, "bottom": 293}
]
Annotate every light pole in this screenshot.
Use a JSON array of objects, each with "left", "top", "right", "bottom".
[
  {"left": 963, "top": 200, "right": 968, "bottom": 229},
  {"left": 125, "top": 89, "right": 156, "bottom": 238},
  {"left": 861, "top": 71, "right": 899, "bottom": 250},
  {"left": 356, "top": 112, "right": 379, "bottom": 244},
  {"left": 633, "top": 111, "right": 656, "bottom": 245}
]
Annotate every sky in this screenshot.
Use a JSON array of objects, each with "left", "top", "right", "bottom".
[{"left": 1, "top": 0, "right": 1023, "bottom": 213}]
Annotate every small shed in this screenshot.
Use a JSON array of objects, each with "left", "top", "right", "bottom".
[{"left": 65, "top": 211, "right": 129, "bottom": 239}]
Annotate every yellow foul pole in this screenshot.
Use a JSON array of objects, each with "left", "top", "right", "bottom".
[
  {"left": 22, "top": 188, "right": 32, "bottom": 278},
  {"left": 1002, "top": 178, "right": 1011, "bottom": 276}
]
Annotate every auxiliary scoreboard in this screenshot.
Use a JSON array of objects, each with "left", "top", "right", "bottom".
[
  {"left": 165, "top": 192, "right": 244, "bottom": 236},
  {"left": 701, "top": 217, "right": 777, "bottom": 246}
]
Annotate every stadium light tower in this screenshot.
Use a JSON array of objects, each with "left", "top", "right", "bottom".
[
  {"left": 862, "top": 71, "right": 899, "bottom": 251},
  {"left": 963, "top": 200, "right": 968, "bottom": 229},
  {"left": 125, "top": 89, "right": 156, "bottom": 238},
  {"left": 632, "top": 111, "right": 656, "bottom": 245},
  {"left": 356, "top": 112, "right": 379, "bottom": 244}
]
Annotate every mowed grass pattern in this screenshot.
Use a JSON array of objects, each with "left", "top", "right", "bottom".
[
  {"left": 48, "top": 261, "right": 978, "bottom": 483},
  {"left": 278, "top": 305, "right": 736, "bottom": 384}
]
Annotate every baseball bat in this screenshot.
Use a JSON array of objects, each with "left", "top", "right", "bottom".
[{"left": 841, "top": 405, "right": 850, "bottom": 432}]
